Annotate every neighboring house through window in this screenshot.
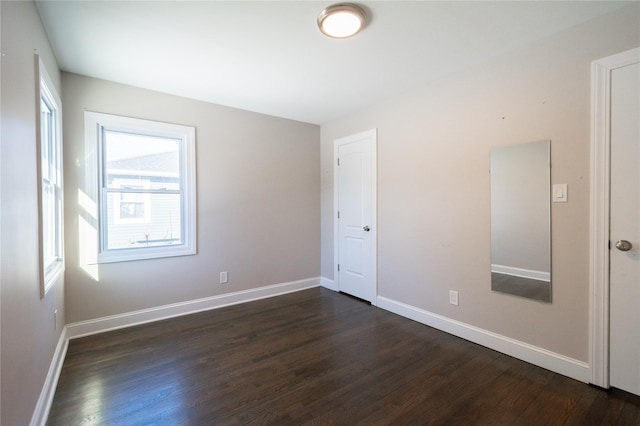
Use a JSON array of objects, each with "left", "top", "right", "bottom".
[
  {"left": 37, "top": 56, "right": 64, "bottom": 297},
  {"left": 84, "top": 112, "right": 196, "bottom": 263},
  {"left": 112, "top": 178, "right": 151, "bottom": 224}
]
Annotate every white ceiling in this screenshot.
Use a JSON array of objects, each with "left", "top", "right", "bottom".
[{"left": 35, "top": 1, "right": 631, "bottom": 124}]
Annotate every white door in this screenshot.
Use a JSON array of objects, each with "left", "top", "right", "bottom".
[
  {"left": 334, "top": 129, "right": 377, "bottom": 303},
  {"left": 609, "top": 61, "right": 640, "bottom": 395}
]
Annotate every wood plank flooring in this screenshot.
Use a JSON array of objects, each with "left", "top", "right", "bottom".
[{"left": 47, "top": 288, "right": 640, "bottom": 425}]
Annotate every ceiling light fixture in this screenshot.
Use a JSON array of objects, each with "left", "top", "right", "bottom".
[{"left": 317, "top": 3, "right": 367, "bottom": 39}]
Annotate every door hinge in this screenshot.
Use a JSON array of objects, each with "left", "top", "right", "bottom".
[
  {"left": 337, "top": 158, "right": 340, "bottom": 166},
  {"left": 337, "top": 211, "right": 340, "bottom": 219},
  {"left": 608, "top": 240, "right": 611, "bottom": 250},
  {"left": 337, "top": 264, "right": 340, "bottom": 271}
]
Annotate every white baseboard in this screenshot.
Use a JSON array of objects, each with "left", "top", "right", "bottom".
[
  {"left": 320, "top": 276, "right": 338, "bottom": 291},
  {"left": 30, "top": 327, "right": 69, "bottom": 426},
  {"left": 67, "top": 277, "right": 321, "bottom": 339},
  {"left": 491, "top": 264, "right": 550, "bottom": 282},
  {"left": 376, "top": 296, "right": 590, "bottom": 383}
]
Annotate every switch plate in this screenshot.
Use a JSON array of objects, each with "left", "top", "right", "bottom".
[
  {"left": 553, "top": 184, "right": 568, "bottom": 203},
  {"left": 220, "top": 272, "right": 228, "bottom": 284},
  {"left": 449, "top": 290, "right": 459, "bottom": 306}
]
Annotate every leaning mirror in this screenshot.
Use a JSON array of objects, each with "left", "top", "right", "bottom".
[{"left": 490, "top": 140, "right": 551, "bottom": 303}]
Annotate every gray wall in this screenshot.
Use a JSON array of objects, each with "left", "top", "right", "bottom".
[
  {"left": 0, "top": 1, "right": 66, "bottom": 424},
  {"left": 320, "top": 4, "right": 640, "bottom": 362},
  {"left": 63, "top": 73, "right": 320, "bottom": 323}
]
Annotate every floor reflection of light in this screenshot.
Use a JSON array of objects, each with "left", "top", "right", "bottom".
[
  {"left": 78, "top": 189, "right": 99, "bottom": 281},
  {"left": 107, "top": 368, "right": 189, "bottom": 424},
  {"left": 79, "top": 376, "right": 104, "bottom": 424}
]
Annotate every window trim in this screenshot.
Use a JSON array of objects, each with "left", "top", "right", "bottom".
[
  {"left": 85, "top": 112, "right": 197, "bottom": 263},
  {"left": 36, "top": 55, "right": 64, "bottom": 297}
]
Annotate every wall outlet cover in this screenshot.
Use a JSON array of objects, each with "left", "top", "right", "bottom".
[
  {"left": 553, "top": 184, "right": 568, "bottom": 203},
  {"left": 449, "top": 290, "right": 459, "bottom": 306}
]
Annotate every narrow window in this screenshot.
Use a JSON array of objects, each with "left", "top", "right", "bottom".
[
  {"left": 37, "top": 56, "right": 64, "bottom": 297},
  {"left": 85, "top": 112, "right": 196, "bottom": 263}
]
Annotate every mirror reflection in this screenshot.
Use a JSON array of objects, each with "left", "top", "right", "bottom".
[{"left": 490, "top": 140, "right": 551, "bottom": 303}]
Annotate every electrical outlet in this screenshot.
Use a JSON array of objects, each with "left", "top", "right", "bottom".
[
  {"left": 220, "top": 271, "right": 228, "bottom": 284},
  {"left": 449, "top": 290, "right": 459, "bottom": 306}
]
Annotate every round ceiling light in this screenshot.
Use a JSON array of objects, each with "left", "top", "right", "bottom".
[{"left": 317, "top": 3, "right": 367, "bottom": 39}]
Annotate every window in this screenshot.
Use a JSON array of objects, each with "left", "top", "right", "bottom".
[
  {"left": 85, "top": 112, "right": 196, "bottom": 263},
  {"left": 37, "top": 56, "right": 64, "bottom": 297}
]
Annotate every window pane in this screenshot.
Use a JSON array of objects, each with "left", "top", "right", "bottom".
[
  {"left": 41, "top": 98, "right": 61, "bottom": 269},
  {"left": 104, "top": 130, "right": 180, "bottom": 190},
  {"left": 106, "top": 192, "right": 182, "bottom": 249},
  {"left": 120, "top": 190, "right": 146, "bottom": 219},
  {"left": 41, "top": 98, "right": 52, "bottom": 179},
  {"left": 43, "top": 181, "right": 56, "bottom": 267},
  {"left": 111, "top": 178, "right": 151, "bottom": 224}
]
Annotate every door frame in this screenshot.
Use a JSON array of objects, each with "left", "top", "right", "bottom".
[
  {"left": 333, "top": 128, "right": 378, "bottom": 305},
  {"left": 589, "top": 47, "right": 640, "bottom": 388}
]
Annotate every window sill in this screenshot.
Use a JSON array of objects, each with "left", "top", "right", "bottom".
[{"left": 98, "top": 245, "right": 196, "bottom": 264}]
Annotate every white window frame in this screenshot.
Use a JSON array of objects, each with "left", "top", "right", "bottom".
[
  {"left": 84, "top": 112, "right": 197, "bottom": 263},
  {"left": 36, "top": 55, "right": 64, "bottom": 297}
]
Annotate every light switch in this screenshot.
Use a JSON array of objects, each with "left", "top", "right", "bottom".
[{"left": 553, "top": 184, "right": 568, "bottom": 203}]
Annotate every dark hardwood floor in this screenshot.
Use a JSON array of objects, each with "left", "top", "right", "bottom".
[{"left": 47, "top": 287, "right": 640, "bottom": 425}]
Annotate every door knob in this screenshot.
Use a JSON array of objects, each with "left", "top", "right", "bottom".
[
  {"left": 363, "top": 225, "right": 370, "bottom": 232},
  {"left": 615, "top": 240, "right": 632, "bottom": 251}
]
